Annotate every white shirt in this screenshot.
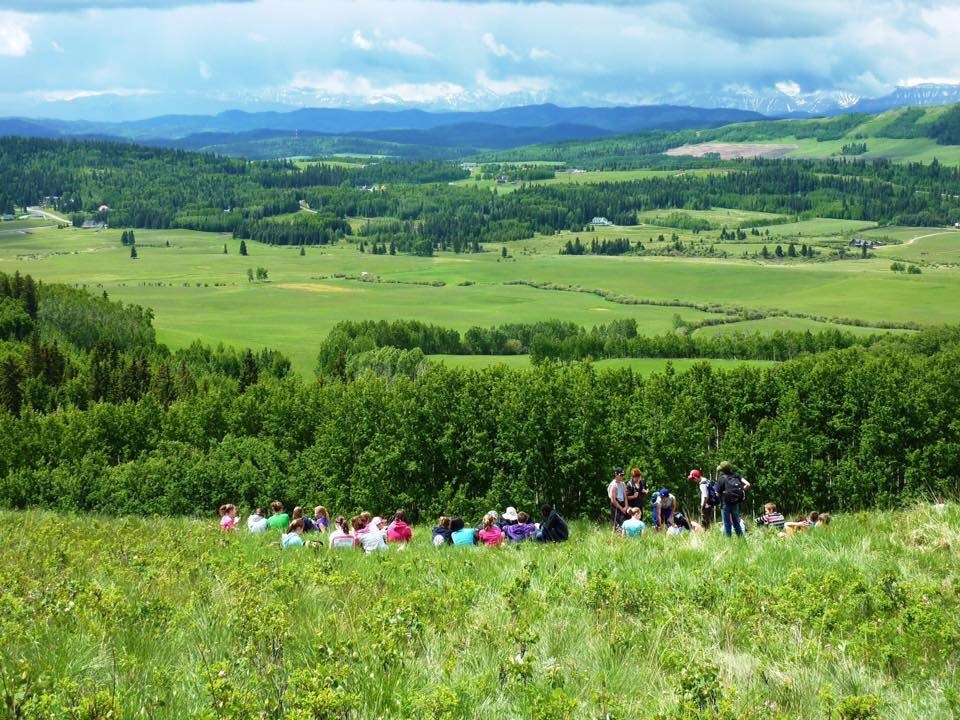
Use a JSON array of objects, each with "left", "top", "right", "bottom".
[
  {"left": 356, "top": 527, "right": 388, "bottom": 554},
  {"left": 247, "top": 514, "right": 267, "bottom": 533}
]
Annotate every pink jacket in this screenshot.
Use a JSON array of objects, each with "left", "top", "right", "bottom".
[
  {"left": 478, "top": 526, "right": 504, "bottom": 546},
  {"left": 387, "top": 520, "right": 413, "bottom": 543}
]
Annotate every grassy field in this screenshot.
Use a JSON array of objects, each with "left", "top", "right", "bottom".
[
  {"left": 453, "top": 167, "right": 727, "bottom": 192},
  {"left": 5, "top": 223, "right": 960, "bottom": 372},
  {"left": 2, "top": 506, "right": 957, "bottom": 719},
  {"left": 636, "top": 207, "right": 786, "bottom": 228}
]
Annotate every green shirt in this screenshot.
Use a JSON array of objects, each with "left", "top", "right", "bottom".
[{"left": 266, "top": 513, "right": 289, "bottom": 530}]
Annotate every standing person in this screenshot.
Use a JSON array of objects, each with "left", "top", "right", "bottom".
[
  {"left": 219, "top": 504, "right": 237, "bottom": 531},
  {"left": 607, "top": 468, "right": 630, "bottom": 531},
  {"left": 265, "top": 501, "right": 290, "bottom": 531},
  {"left": 536, "top": 504, "right": 569, "bottom": 543},
  {"left": 626, "top": 468, "right": 648, "bottom": 517},
  {"left": 387, "top": 509, "right": 413, "bottom": 543},
  {"left": 716, "top": 461, "right": 751, "bottom": 538},
  {"left": 688, "top": 470, "right": 716, "bottom": 529},
  {"left": 654, "top": 488, "right": 677, "bottom": 530}
]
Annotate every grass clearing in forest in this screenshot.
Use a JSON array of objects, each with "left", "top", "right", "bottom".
[{"left": 2, "top": 506, "right": 958, "bottom": 719}]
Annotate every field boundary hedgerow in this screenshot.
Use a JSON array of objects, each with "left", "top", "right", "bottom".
[{"left": 504, "top": 279, "right": 922, "bottom": 331}]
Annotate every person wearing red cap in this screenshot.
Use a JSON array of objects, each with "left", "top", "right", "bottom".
[{"left": 688, "top": 469, "right": 716, "bottom": 529}]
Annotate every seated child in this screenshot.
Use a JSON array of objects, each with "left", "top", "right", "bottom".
[
  {"left": 328, "top": 516, "right": 356, "bottom": 549},
  {"left": 756, "top": 503, "right": 786, "bottom": 530},
  {"left": 503, "top": 511, "right": 537, "bottom": 542},
  {"left": 450, "top": 518, "right": 477, "bottom": 546},
  {"left": 266, "top": 501, "right": 290, "bottom": 531},
  {"left": 281, "top": 518, "right": 305, "bottom": 548},
  {"left": 621, "top": 507, "right": 645, "bottom": 538},
  {"left": 387, "top": 509, "right": 413, "bottom": 543},
  {"left": 433, "top": 516, "right": 453, "bottom": 546},
  {"left": 247, "top": 507, "right": 267, "bottom": 533},
  {"left": 314, "top": 506, "right": 330, "bottom": 533},
  {"left": 477, "top": 513, "right": 504, "bottom": 546},
  {"left": 219, "top": 503, "right": 237, "bottom": 531}
]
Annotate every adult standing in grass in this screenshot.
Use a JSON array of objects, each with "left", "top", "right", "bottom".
[
  {"left": 265, "top": 501, "right": 289, "bottom": 531},
  {"left": 626, "top": 468, "right": 648, "bottom": 518},
  {"left": 688, "top": 469, "right": 716, "bottom": 529},
  {"left": 716, "top": 461, "right": 750, "bottom": 538},
  {"left": 608, "top": 467, "right": 629, "bottom": 531}
]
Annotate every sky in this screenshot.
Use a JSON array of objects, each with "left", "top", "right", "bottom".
[{"left": 1, "top": 0, "right": 959, "bottom": 119}]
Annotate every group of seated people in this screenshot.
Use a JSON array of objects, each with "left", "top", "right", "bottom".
[
  {"left": 218, "top": 501, "right": 569, "bottom": 552},
  {"left": 756, "top": 504, "right": 831, "bottom": 534},
  {"left": 432, "top": 505, "right": 569, "bottom": 546}
]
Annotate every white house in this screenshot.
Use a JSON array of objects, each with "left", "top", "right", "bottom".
[{"left": 590, "top": 216, "right": 613, "bottom": 226}]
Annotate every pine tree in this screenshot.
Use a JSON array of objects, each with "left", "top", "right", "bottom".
[
  {"left": 22, "top": 275, "right": 38, "bottom": 320},
  {"left": 0, "top": 355, "right": 24, "bottom": 415},
  {"left": 151, "top": 361, "right": 176, "bottom": 408},
  {"left": 130, "top": 245, "right": 138, "bottom": 259},
  {"left": 121, "top": 231, "right": 129, "bottom": 246},
  {"left": 129, "top": 231, "right": 136, "bottom": 245},
  {"left": 775, "top": 244, "right": 784, "bottom": 258},
  {"left": 239, "top": 240, "right": 248, "bottom": 256},
  {"left": 501, "top": 246, "right": 508, "bottom": 259},
  {"left": 788, "top": 242, "right": 797, "bottom": 258},
  {"left": 238, "top": 349, "right": 258, "bottom": 391},
  {"left": 223, "top": 243, "right": 228, "bottom": 254},
  {"left": 761, "top": 245, "right": 770, "bottom": 258},
  {"left": 299, "top": 245, "right": 305, "bottom": 256},
  {"left": 389, "top": 240, "right": 396, "bottom": 256}
]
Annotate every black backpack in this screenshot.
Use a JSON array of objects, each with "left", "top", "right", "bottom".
[
  {"left": 705, "top": 481, "right": 720, "bottom": 508},
  {"left": 721, "top": 474, "right": 746, "bottom": 504}
]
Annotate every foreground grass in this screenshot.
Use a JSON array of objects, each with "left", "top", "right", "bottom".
[{"left": 1, "top": 507, "right": 958, "bottom": 719}]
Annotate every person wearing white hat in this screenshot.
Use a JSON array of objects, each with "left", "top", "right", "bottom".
[{"left": 500, "top": 506, "right": 519, "bottom": 530}]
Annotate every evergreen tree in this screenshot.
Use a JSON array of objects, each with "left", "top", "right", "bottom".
[
  {"left": 130, "top": 245, "right": 138, "bottom": 259},
  {"left": 389, "top": 240, "right": 396, "bottom": 256},
  {"left": 238, "top": 349, "right": 258, "bottom": 391},
  {"left": 223, "top": 243, "right": 228, "bottom": 254},
  {"left": 128, "top": 231, "right": 135, "bottom": 245},
  {"left": 246, "top": 268, "right": 254, "bottom": 282},
  {"left": 121, "top": 231, "right": 129, "bottom": 246},
  {"left": 775, "top": 244, "right": 784, "bottom": 258},
  {"left": 501, "top": 246, "right": 508, "bottom": 259},
  {"left": 0, "top": 355, "right": 24, "bottom": 415},
  {"left": 788, "top": 242, "right": 797, "bottom": 258},
  {"left": 761, "top": 245, "right": 770, "bottom": 258},
  {"left": 22, "top": 275, "right": 38, "bottom": 320},
  {"left": 239, "top": 240, "right": 248, "bottom": 256},
  {"left": 150, "top": 361, "right": 176, "bottom": 408},
  {"left": 861, "top": 243, "right": 868, "bottom": 259},
  {"left": 299, "top": 244, "right": 305, "bottom": 256}
]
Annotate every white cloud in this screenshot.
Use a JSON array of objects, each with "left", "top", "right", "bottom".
[
  {"left": 29, "top": 87, "right": 159, "bottom": 102},
  {"left": 481, "top": 32, "right": 518, "bottom": 60},
  {"left": 899, "top": 76, "right": 960, "bottom": 87},
  {"left": 529, "top": 47, "right": 552, "bottom": 60},
  {"left": 50, "top": 39, "right": 64, "bottom": 53},
  {"left": 775, "top": 80, "right": 801, "bottom": 97},
  {"left": 0, "top": 12, "right": 32, "bottom": 57},
  {"left": 199, "top": 61, "right": 211, "bottom": 80},
  {"left": 288, "top": 70, "right": 465, "bottom": 105},
  {"left": 384, "top": 36, "right": 434, "bottom": 58},
  {"left": 476, "top": 69, "right": 550, "bottom": 96},
  {"left": 351, "top": 29, "right": 373, "bottom": 50}
]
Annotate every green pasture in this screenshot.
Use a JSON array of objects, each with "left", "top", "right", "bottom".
[
  {"left": 2, "top": 506, "right": 958, "bottom": 719},
  {"left": 4, "top": 224, "right": 960, "bottom": 373},
  {"left": 0, "top": 218, "right": 56, "bottom": 232},
  {"left": 864, "top": 227, "right": 960, "bottom": 264},
  {"left": 453, "top": 167, "right": 727, "bottom": 192}
]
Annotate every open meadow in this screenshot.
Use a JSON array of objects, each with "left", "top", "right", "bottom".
[
  {"left": 2, "top": 506, "right": 958, "bottom": 719},
  {"left": 3, "top": 222, "right": 960, "bottom": 372}
]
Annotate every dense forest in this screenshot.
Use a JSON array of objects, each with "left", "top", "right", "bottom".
[{"left": 1, "top": 274, "right": 959, "bottom": 519}]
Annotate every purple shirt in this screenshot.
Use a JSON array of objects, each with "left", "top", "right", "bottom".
[{"left": 504, "top": 523, "right": 537, "bottom": 542}]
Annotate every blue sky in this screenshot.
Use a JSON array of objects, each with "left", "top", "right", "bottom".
[{"left": 1, "top": 0, "right": 959, "bottom": 119}]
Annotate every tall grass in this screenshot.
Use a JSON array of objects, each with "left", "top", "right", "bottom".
[{"left": 1, "top": 506, "right": 958, "bottom": 719}]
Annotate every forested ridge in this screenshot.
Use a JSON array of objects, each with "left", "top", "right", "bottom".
[
  {"left": 1, "top": 273, "right": 959, "bottom": 520},
  {"left": 3, "top": 136, "right": 960, "bottom": 255}
]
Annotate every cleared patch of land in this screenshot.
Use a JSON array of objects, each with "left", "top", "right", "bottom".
[{"left": 666, "top": 142, "right": 799, "bottom": 159}]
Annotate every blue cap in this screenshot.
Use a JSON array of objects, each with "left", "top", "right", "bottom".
[{"left": 660, "top": 488, "right": 670, "bottom": 496}]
